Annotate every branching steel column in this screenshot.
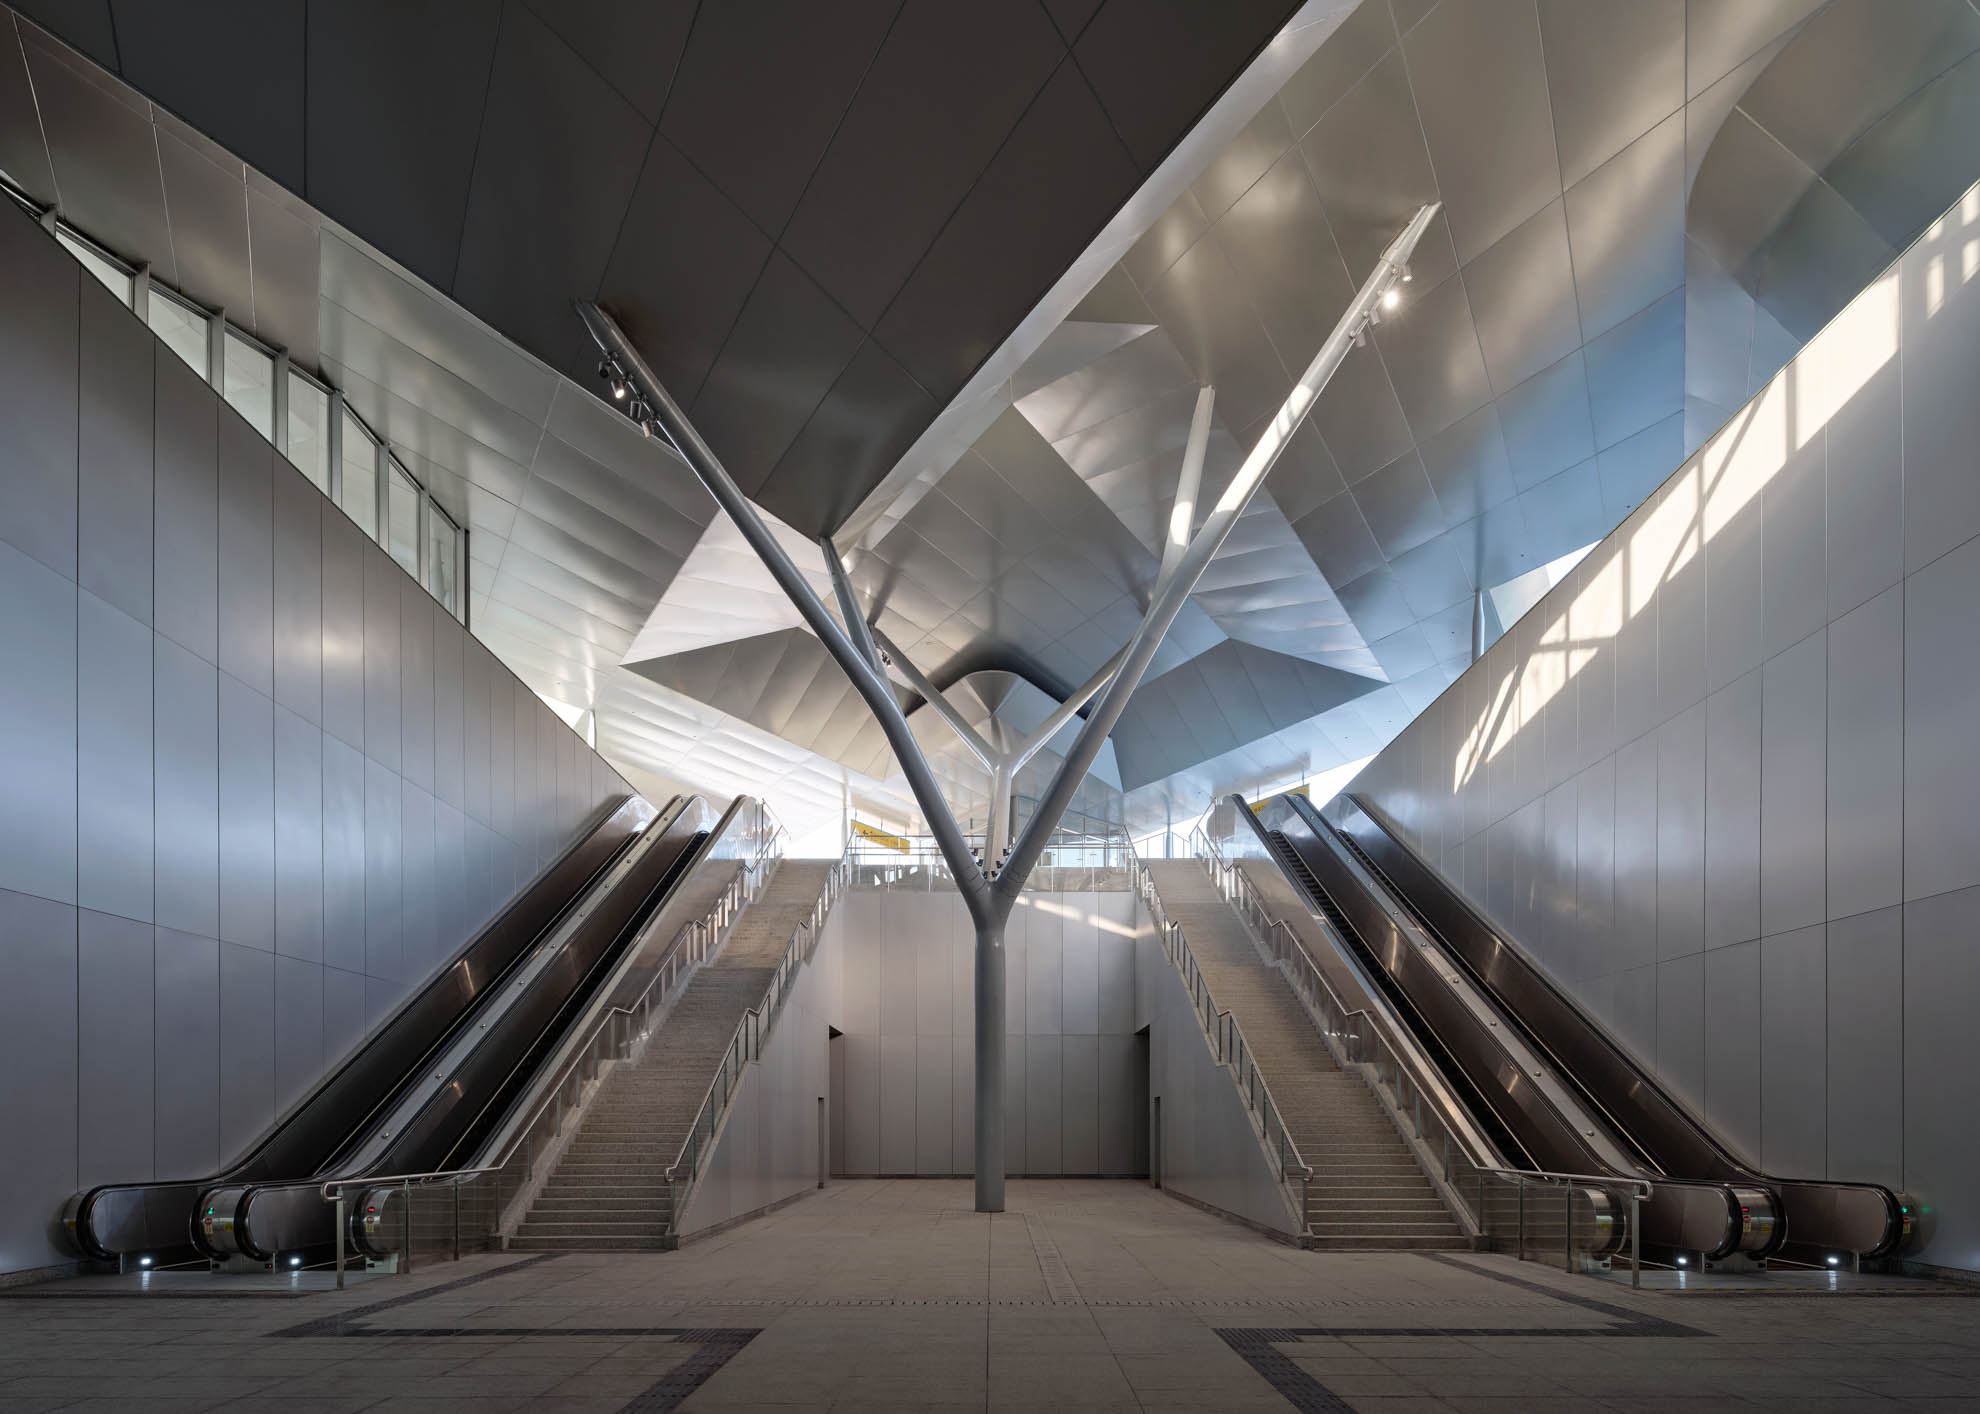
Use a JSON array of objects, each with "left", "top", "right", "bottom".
[{"left": 574, "top": 203, "right": 1434, "bottom": 1214}]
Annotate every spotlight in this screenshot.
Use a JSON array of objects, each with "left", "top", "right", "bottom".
[
  {"left": 611, "top": 379, "right": 628, "bottom": 401},
  {"left": 1676, "top": 1256, "right": 1688, "bottom": 1267},
  {"left": 1381, "top": 288, "right": 1400, "bottom": 310},
  {"left": 1400, "top": 263, "right": 1413, "bottom": 283},
  {"left": 289, "top": 1256, "right": 302, "bottom": 1268},
  {"left": 138, "top": 1256, "right": 153, "bottom": 1269},
  {"left": 1827, "top": 1256, "right": 1840, "bottom": 1268},
  {"left": 639, "top": 420, "right": 655, "bottom": 440}
]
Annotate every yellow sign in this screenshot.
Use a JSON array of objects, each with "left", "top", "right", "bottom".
[
  {"left": 1248, "top": 783, "right": 1310, "bottom": 814},
  {"left": 850, "top": 820, "right": 909, "bottom": 854}
]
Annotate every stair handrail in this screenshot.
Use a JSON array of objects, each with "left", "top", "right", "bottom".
[
  {"left": 1127, "top": 844, "right": 1314, "bottom": 1227},
  {"left": 313, "top": 800, "right": 788, "bottom": 1276},
  {"left": 1195, "top": 812, "right": 1659, "bottom": 1277},
  {"left": 663, "top": 854, "right": 853, "bottom": 1211},
  {"left": 1192, "top": 821, "right": 1502, "bottom": 1232}
]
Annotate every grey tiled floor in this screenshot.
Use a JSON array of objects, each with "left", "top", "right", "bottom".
[{"left": 3, "top": 1179, "right": 1977, "bottom": 1412}]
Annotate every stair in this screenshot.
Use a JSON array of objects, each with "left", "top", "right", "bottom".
[
  {"left": 510, "top": 859, "right": 837, "bottom": 1251},
  {"left": 1143, "top": 859, "right": 1467, "bottom": 1251}
]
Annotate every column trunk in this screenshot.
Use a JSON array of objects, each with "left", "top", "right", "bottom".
[{"left": 973, "top": 912, "right": 1006, "bottom": 1212}]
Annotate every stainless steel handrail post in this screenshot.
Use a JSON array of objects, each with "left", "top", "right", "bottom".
[
  {"left": 454, "top": 1181, "right": 462, "bottom": 1262},
  {"left": 1563, "top": 1181, "right": 1572, "bottom": 1273},
  {"left": 402, "top": 1179, "right": 413, "bottom": 1275},
  {"left": 334, "top": 1193, "right": 346, "bottom": 1289},
  {"left": 1631, "top": 1190, "right": 1642, "bottom": 1288},
  {"left": 1517, "top": 1181, "right": 1525, "bottom": 1263}
]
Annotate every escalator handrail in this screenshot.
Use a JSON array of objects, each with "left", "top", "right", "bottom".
[
  {"left": 314, "top": 801, "right": 778, "bottom": 1200},
  {"left": 1197, "top": 814, "right": 1505, "bottom": 1177},
  {"left": 1335, "top": 789, "right": 1911, "bottom": 1256}
]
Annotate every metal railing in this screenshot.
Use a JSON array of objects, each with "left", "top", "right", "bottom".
[
  {"left": 1125, "top": 845, "right": 1313, "bottom": 1226},
  {"left": 663, "top": 854, "right": 851, "bottom": 1218},
  {"left": 319, "top": 807, "right": 787, "bottom": 1284},
  {"left": 1191, "top": 822, "right": 1650, "bottom": 1284},
  {"left": 847, "top": 826, "right": 1136, "bottom": 890}
]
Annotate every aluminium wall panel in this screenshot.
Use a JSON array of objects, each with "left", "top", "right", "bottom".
[
  {"left": 1061, "top": 1033, "right": 1100, "bottom": 1173},
  {"left": 319, "top": 514, "right": 366, "bottom": 752},
  {"left": 0, "top": 204, "right": 79, "bottom": 582},
  {"left": 1702, "top": 938, "right": 1761, "bottom": 1164},
  {"left": 399, "top": 579, "right": 435, "bottom": 793},
  {"left": 1825, "top": 586, "right": 1903, "bottom": 920},
  {"left": 273, "top": 952, "right": 324, "bottom": 1115},
  {"left": 218, "top": 940, "right": 275, "bottom": 1162},
  {"left": 0, "top": 544, "right": 77, "bottom": 906},
  {"left": 1759, "top": 923, "right": 1828, "bottom": 1176},
  {"left": 217, "top": 675, "right": 276, "bottom": 951},
  {"left": 77, "top": 278, "right": 153, "bottom": 624},
  {"left": 400, "top": 781, "right": 437, "bottom": 983},
  {"left": 433, "top": 605, "right": 465, "bottom": 809},
  {"left": 1903, "top": 534, "right": 1980, "bottom": 902},
  {"left": 914, "top": 1035, "right": 952, "bottom": 1173},
  {"left": 1760, "top": 632, "right": 1827, "bottom": 935},
  {"left": 153, "top": 636, "right": 219, "bottom": 937},
  {"left": 77, "top": 908, "right": 154, "bottom": 1186},
  {"left": 1825, "top": 905, "right": 1902, "bottom": 1186},
  {"left": 77, "top": 589, "right": 152, "bottom": 922},
  {"left": 1703, "top": 669, "right": 1762, "bottom": 948},
  {"left": 362, "top": 545, "right": 401, "bottom": 774},
  {"left": 320, "top": 734, "right": 366, "bottom": 974},
  {"left": 273, "top": 705, "right": 324, "bottom": 962},
  {"left": 153, "top": 925, "right": 220, "bottom": 1178},
  {"left": 152, "top": 354, "right": 218, "bottom": 663},
  {"left": 0, "top": 890, "right": 77, "bottom": 1272},
  {"left": 363, "top": 758, "right": 402, "bottom": 983},
  {"left": 216, "top": 416, "right": 274, "bottom": 695},
  {"left": 270, "top": 465, "right": 323, "bottom": 725}
]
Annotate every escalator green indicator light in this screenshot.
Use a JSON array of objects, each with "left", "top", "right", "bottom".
[{"left": 205, "top": 1208, "right": 214, "bottom": 1216}]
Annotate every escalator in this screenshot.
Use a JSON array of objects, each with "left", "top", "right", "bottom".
[
  {"left": 1322, "top": 790, "right": 1916, "bottom": 1268},
  {"left": 1243, "top": 788, "right": 1915, "bottom": 1267},
  {"left": 1237, "top": 792, "right": 1780, "bottom": 1267},
  {"left": 63, "top": 792, "right": 720, "bottom": 1270}
]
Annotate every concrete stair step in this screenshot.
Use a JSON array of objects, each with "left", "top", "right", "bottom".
[
  {"left": 516, "top": 1219, "right": 670, "bottom": 1236},
  {"left": 1307, "top": 1235, "right": 1473, "bottom": 1251},
  {"left": 509, "top": 1235, "right": 671, "bottom": 1251}
]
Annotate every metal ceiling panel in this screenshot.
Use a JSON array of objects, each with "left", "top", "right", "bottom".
[
  {"left": 1518, "top": 455, "right": 1608, "bottom": 564},
  {"left": 1304, "top": 336, "right": 1414, "bottom": 482},
  {"left": 317, "top": 361, "right": 529, "bottom": 506},
  {"left": 302, "top": 0, "right": 500, "bottom": 294},
  {"left": 1352, "top": 450, "right": 1445, "bottom": 560},
  {"left": 1388, "top": 533, "right": 1473, "bottom": 619},
  {"left": 1334, "top": 566, "right": 1413, "bottom": 642},
  {"left": 874, "top": 60, "right": 1139, "bottom": 406},
  {"left": 1564, "top": 112, "right": 1685, "bottom": 342},
  {"left": 1291, "top": 491, "right": 1385, "bottom": 587},
  {"left": 659, "top": 0, "right": 895, "bottom": 235},
  {"left": 1824, "top": 53, "right": 1980, "bottom": 252},
  {"left": 1009, "top": 318, "right": 1162, "bottom": 401},
  {"left": 1494, "top": 347, "right": 1596, "bottom": 489},
  {"left": 1189, "top": 95, "right": 1293, "bottom": 221},
  {"left": 597, "top": 135, "right": 772, "bottom": 409},
  {"left": 319, "top": 232, "right": 556, "bottom": 424},
  {"left": 1015, "top": 330, "right": 1195, "bottom": 445},
  {"left": 687, "top": 251, "right": 864, "bottom": 500},
  {"left": 1370, "top": 269, "right": 1490, "bottom": 439},
  {"left": 1253, "top": 415, "right": 1343, "bottom": 524},
  {"left": 1402, "top": 0, "right": 1560, "bottom": 263},
  {"left": 1369, "top": 623, "right": 1436, "bottom": 680},
  {"left": 1686, "top": 108, "right": 1817, "bottom": 279},
  {"left": 1448, "top": 495, "right": 1533, "bottom": 589},
  {"left": 1213, "top": 144, "right": 1357, "bottom": 377},
  {"left": 110, "top": 0, "right": 303, "bottom": 193},
  {"left": 1537, "top": 0, "right": 1683, "bottom": 188},
  {"left": 759, "top": 339, "right": 941, "bottom": 539},
  {"left": 0, "top": 13, "right": 56, "bottom": 204},
  {"left": 21, "top": 25, "right": 172, "bottom": 280},
  {"left": 1073, "top": 0, "right": 1303, "bottom": 171},
  {"left": 1417, "top": 401, "right": 1515, "bottom": 524},
  {"left": 525, "top": 0, "right": 693, "bottom": 126},
  {"left": 450, "top": 3, "right": 649, "bottom": 377},
  {"left": 1122, "top": 186, "right": 1209, "bottom": 289},
  {"left": 1580, "top": 287, "right": 1684, "bottom": 449},
  {"left": 1277, "top": 0, "right": 1398, "bottom": 139},
  {"left": 1748, "top": 178, "right": 1896, "bottom": 342},
  {"left": 1459, "top": 198, "right": 1581, "bottom": 395},
  {"left": 1297, "top": 48, "right": 1446, "bottom": 284},
  {"left": 1594, "top": 412, "right": 1683, "bottom": 523},
  {"left": 781, "top": 0, "right": 1061, "bottom": 328},
  {"left": 244, "top": 184, "right": 318, "bottom": 367},
  {"left": 318, "top": 303, "right": 543, "bottom": 467},
  {"left": 1683, "top": 0, "right": 1826, "bottom": 101},
  {"left": 154, "top": 121, "right": 252, "bottom": 317}
]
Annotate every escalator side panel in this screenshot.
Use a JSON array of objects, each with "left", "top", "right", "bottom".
[
  {"left": 70, "top": 792, "right": 649, "bottom": 1262},
  {"left": 232, "top": 812, "right": 715, "bottom": 1258}
]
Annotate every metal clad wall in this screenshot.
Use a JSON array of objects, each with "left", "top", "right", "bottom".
[
  {"left": 833, "top": 883, "right": 1145, "bottom": 1177},
  {"left": 0, "top": 211, "right": 631, "bottom": 1275},
  {"left": 1350, "top": 187, "right": 1980, "bottom": 1272}
]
